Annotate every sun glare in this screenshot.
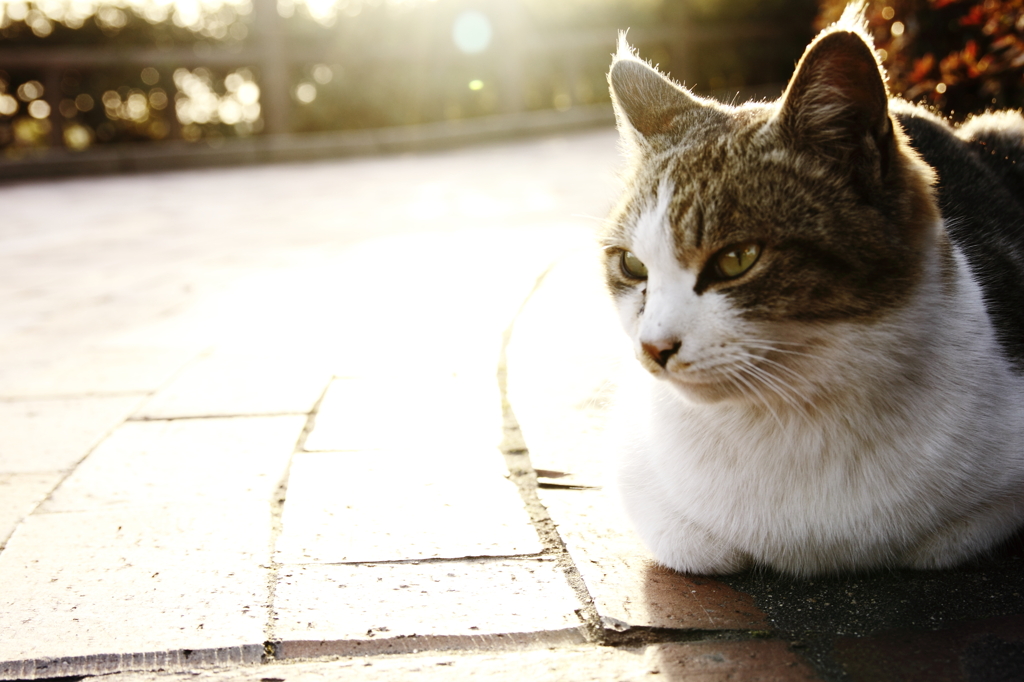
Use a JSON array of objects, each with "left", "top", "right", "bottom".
[{"left": 452, "top": 9, "right": 492, "bottom": 54}]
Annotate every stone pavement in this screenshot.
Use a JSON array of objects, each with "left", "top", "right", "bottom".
[{"left": 1, "top": 129, "right": 1023, "bottom": 682}]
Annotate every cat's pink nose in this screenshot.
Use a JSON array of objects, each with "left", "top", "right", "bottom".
[{"left": 641, "top": 339, "right": 681, "bottom": 368}]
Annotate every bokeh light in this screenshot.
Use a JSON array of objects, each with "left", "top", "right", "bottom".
[
  {"left": 17, "top": 81, "right": 43, "bottom": 102},
  {"left": 27, "top": 100, "right": 50, "bottom": 119},
  {"left": 63, "top": 122, "right": 93, "bottom": 150},
  {"left": 452, "top": 9, "right": 492, "bottom": 54},
  {"left": 173, "top": 67, "right": 261, "bottom": 132},
  {"left": 0, "top": 94, "right": 18, "bottom": 116},
  {"left": 294, "top": 82, "right": 316, "bottom": 104},
  {"left": 311, "top": 64, "right": 332, "bottom": 85}
]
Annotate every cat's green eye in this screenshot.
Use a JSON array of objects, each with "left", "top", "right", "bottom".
[
  {"left": 620, "top": 250, "right": 648, "bottom": 280},
  {"left": 715, "top": 243, "right": 761, "bottom": 279}
]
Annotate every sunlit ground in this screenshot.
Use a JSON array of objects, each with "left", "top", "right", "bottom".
[
  {"left": 0, "top": 130, "right": 628, "bottom": 556},
  {"left": 0, "top": 126, "right": 622, "bottom": 401}
]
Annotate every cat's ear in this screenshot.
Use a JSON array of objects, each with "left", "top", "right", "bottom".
[
  {"left": 776, "top": 19, "right": 893, "bottom": 170},
  {"left": 608, "top": 34, "right": 708, "bottom": 147}
]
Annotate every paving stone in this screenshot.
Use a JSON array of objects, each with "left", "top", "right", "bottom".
[
  {"left": 0, "top": 505, "right": 271, "bottom": 664},
  {"left": 271, "top": 557, "right": 585, "bottom": 658},
  {"left": 80, "top": 645, "right": 649, "bottom": 682},
  {"left": 303, "top": 376, "right": 503, "bottom": 453},
  {"left": 539, "top": 486, "right": 767, "bottom": 631},
  {"left": 0, "top": 472, "right": 62, "bottom": 546},
  {"left": 0, "top": 418, "right": 302, "bottom": 668},
  {"left": 0, "top": 346, "right": 195, "bottom": 398},
  {"left": 0, "top": 647, "right": 263, "bottom": 681},
  {"left": 133, "top": 351, "right": 331, "bottom": 419},
  {"left": 0, "top": 395, "right": 145, "bottom": 473},
  {"left": 90, "top": 640, "right": 821, "bottom": 682},
  {"left": 40, "top": 415, "right": 306, "bottom": 513},
  {"left": 275, "top": 450, "right": 541, "bottom": 563},
  {"left": 831, "top": 614, "right": 1024, "bottom": 682},
  {"left": 646, "top": 641, "right": 821, "bottom": 680},
  {"left": 291, "top": 226, "right": 596, "bottom": 383},
  {"left": 504, "top": 247, "right": 632, "bottom": 489}
]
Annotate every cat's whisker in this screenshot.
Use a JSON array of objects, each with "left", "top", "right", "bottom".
[
  {"left": 741, "top": 342, "right": 820, "bottom": 360},
  {"left": 733, "top": 361, "right": 803, "bottom": 412},
  {"left": 576, "top": 379, "right": 616, "bottom": 412},
  {"left": 745, "top": 343, "right": 867, "bottom": 392},
  {"left": 735, "top": 350, "right": 813, "bottom": 385},
  {"left": 733, "top": 357, "right": 816, "bottom": 423},
  {"left": 740, "top": 358, "right": 816, "bottom": 408},
  {"left": 720, "top": 364, "right": 787, "bottom": 431},
  {"left": 573, "top": 212, "right": 614, "bottom": 225},
  {"left": 705, "top": 355, "right": 776, "bottom": 401},
  {"left": 745, "top": 338, "right": 821, "bottom": 350},
  {"left": 730, "top": 364, "right": 805, "bottom": 433}
]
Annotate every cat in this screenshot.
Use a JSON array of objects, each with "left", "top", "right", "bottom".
[{"left": 603, "top": 5, "right": 1024, "bottom": 576}]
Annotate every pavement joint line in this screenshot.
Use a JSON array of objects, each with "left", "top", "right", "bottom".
[
  {"left": 0, "top": 391, "right": 151, "bottom": 553},
  {"left": 275, "top": 553, "right": 554, "bottom": 567},
  {"left": 537, "top": 481, "right": 603, "bottom": 491},
  {"left": 127, "top": 411, "right": 312, "bottom": 422},
  {"left": 593, "top": 625, "right": 784, "bottom": 648},
  {"left": 496, "top": 257, "right": 605, "bottom": 645},
  {"left": 0, "top": 391, "right": 153, "bottom": 402},
  {"left": 266, "top": 628, "right": 589, "bottom": 661},
  {"left": 0, "top": 346, "right": 209, "bottom": 535},
  {"left": 263, "top": 377, "right": 335, "bottom": 659}
]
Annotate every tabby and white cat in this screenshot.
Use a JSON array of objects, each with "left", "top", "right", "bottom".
[{"left": 604, "top": 7, "right": 1024, "bottom": 576}]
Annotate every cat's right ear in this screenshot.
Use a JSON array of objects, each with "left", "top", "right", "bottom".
[{"left": 608, "top": 34, "right": 707, "bottom": 149}]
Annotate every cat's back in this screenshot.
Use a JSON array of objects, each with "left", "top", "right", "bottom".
[{"left": 895, "top": 103, "right": 1024, "bottom": 366}]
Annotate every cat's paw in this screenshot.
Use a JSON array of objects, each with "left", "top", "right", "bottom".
[
  {"left": 901, "top": 538, "right": 974, "bottom": 571},
  {"left": 658, "top": 548, "right": 753, "bottom": 575},
  {"left": 647, "top": 520, "right": 753, "bottom": 575},
  {"left": 902, "top": 502, "right": 1024, "bottom": 570}
]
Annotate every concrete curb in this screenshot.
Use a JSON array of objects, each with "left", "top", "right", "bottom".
[
  {"left": 271, "top": 628, "right": 588, "bottom": 660},
  {"left": 0, "top": 645, "right": 263, "bottom": 680},
  {"left": 0, "top": 105, "right": 615, "bottom": 181}
]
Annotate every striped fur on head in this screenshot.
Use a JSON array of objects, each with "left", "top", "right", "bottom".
[{"left": 603, "top": 9, "right": 941, "bottom": 401}]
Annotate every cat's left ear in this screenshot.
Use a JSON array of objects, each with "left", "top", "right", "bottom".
[{"left": 776, "top": 26, "right": 893, "bottom": 173}]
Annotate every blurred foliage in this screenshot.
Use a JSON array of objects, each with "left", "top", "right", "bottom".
[
  {"left": 817, "top": 0, "right": 1024, "bottom": 119},
  {"left": 0, "top": 0, "right": 817, "bottom": 155}
]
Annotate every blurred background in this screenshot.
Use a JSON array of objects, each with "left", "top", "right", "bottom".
[{"left": 0, "top": 0, "right": 1021, "bottom": 177}]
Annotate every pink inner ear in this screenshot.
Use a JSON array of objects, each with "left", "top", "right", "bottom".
[{"left": 779, "top": 29, "right": 889, "bottom": 143}]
